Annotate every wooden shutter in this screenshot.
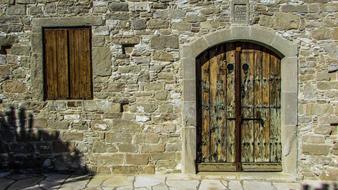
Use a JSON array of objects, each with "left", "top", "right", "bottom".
[
  {"left": 68, "top": 28, "right": 92, "bottom": 99},
  {"left": 43, "top": 27, "right": 92, "bottom": 100},
  {"left": 44, "top": 29, "right": 69, "bottom": 99}
]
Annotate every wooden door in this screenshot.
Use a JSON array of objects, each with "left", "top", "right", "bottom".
[{"left": 196, "top": 42, "right": 282, "bottom": 172}]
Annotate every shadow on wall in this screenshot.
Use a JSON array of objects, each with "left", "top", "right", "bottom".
[
  {"left": 0, "top": 106, "right": 91, "bottom": 174},
  {"left": 302, "top": 183, "right": 338, "bottom": 190}
]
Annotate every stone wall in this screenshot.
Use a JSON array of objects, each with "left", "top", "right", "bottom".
[{"left": 0, "top": 0, "right": 337, "bottom": 180}]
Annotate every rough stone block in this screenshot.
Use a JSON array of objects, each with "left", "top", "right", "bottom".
[
  {"left": 150, "top": 35, "right": 179, "bottom": 50},
  {"left": 302, "top": 144, "right": 331, "bottom": 155},
  {"left": 132, "top": 19, "right": 146, "bottom": 30},
  {"left": 302, "top": 135, "right": 325, "bottom": 144},
  {"left": 61, "top": 132, "right": 84, "bottom": 141},
  {"left": 185, "top": 12, "right": 207, "bottom": 23},
  {"left": 147, "top": 19, "right": 169, "bottom": 29},
  {"left": 92, "top": 47, "right": 112, "bottom": 77},
  {"left": 143, "top": 82, "right": 164, "bottom": 91},
  {"left": 141, "top": 144, "right": 165, "bottom": 153},
  {"left": 128, "top": 2, "right": 151, "bottom": 12},
  {"left": 126, "top": 154, "right": 149, "bottom": 165},
  {"left": 93, "top": 154, "right": 124, "bottom": 165},
  {"left": 166, "top": 143, "right": 182, "bottom": 152},
  {"left": 108, "top": 2, "right": 129, "bottom": 11},
  {"left": 16, "top": 0, "right": 36, "bottom": 4},
  {"left": 153, "top": 51, "right": 174, "bottom": 62},
  {"left": 134, "top": 134, "right": 160, "bottom": 143},
  {"left": 29, "top": 6, "right": 43, "bottom": 15},
  {"left": 311, "top": 27, "right": 332, "bottom": 40},
  {"left": 320, "top": 168, "right": 338, "bottom": 181},
  {"left": 118, "top": 144, "right": 138, "bottom": 153},
  {"left": 33, "top": 118, "right": 47, "bottom": 128},
  {"left": 105, "top": 133, "right": 132, "bottom": 143},
  {"left": 2, "top": 80, "right": 26, "bottom": 93},
  {"left": 6, "top": 5, "right": 26, "bottom": 15},
  {"left": 111, "top": 36, "right": 140, "bottom": 45},
  {"left": 93, "top": 26, "right": 109, "bottom": 36},
  {"left": 273, "top": 12, "right": 301, "bottom": 30},
  {"left": 281, "top": 5, "right": 308, "bottom": 13},
  {"left": 172, "top": 21, "right": 191, "bottom": 31},
  {"left": 314, "top": 124, "right": 335, "bottom": 135},
  {"left": 332, "top": 143, "right": 338, "bottom": 155},
  {"left": 333, "top": 27, "right": 338, "bottom": 40},
  {"left": 0, "top": 65, "right": 10, "bottom": 79}
]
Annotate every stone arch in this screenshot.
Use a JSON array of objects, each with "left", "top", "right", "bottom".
[{"left": 181, "top": 26, "right": 298, "bottom": 177}]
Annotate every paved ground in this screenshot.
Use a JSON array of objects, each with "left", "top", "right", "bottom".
[{"left": 0, "top": 173, "right": 337, "bottom": 190}]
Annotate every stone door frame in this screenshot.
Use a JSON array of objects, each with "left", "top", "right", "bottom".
[{"left": 181, "top": 26, "right": 298, "bottom": 177}]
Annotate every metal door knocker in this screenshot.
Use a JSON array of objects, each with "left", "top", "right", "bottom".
[
  {"left": 227, "top": 63, "right": 234, "bottom": 72},
  {"left": 242, "top": 63, "right": 249, "bottom": 72}
]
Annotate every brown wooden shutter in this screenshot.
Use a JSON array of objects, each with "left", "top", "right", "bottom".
[
  {"left": 43, "top": 27, "right": 92, "bottom": 100},
  {"left": 68, "top": 28, "right": 92, "bottom": 99},
  {"left": 44, "top": 29, "right": 69, "bottom": 99}
]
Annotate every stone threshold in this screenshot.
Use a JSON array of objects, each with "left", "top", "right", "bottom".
[{"left": 197, "top": 172, "right": 297, "bottom": 181}]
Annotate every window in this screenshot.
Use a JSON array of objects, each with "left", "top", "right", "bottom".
[{"left": 43, "top": 27, "right": 92, "bottom": 100}]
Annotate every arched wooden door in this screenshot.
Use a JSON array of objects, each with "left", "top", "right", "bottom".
[{"left": 196, "top": 42, "right": 282, "bottom": 172}]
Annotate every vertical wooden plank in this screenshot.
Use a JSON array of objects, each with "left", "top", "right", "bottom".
[
  {"left": 81, "top": 28, "right": 92, "bottom": 99},
  {"left": 253, "top": 46, "right": 264, "bottom": 162},
  {"left": 196, "top": 54, "right": 202, "bottom": 163},
  {"left": 217, "top": 45, "right": 227, "bottom": 162},
  {"left": 44, "top": 29, "right": 57, "bottom": 99},
  {"left": 69, "top": 29, "right": 78, "bottom": 99},
  {"left": 270, "top": 53, "right": 282, "bottom": 162},
  {"left": 234, "top": 45, "right": 242, "bottom": 171},
  {"left": 261, "top": 48, "right": 271, "bottom": 162},
  {"left": 56, "top": 30, "right": 69, "bottom": 99},
  {"left": 209, "top": 46, "right": 219, "bottom": 162},
  {"left": 44, "top": 29, "right": 68, "bottom": 99},
  {"left": 276, "top": 57, "right": 282, "bottom": 162},
  {"left": 69, "top": 28, "right": 92, "bottom": 99},
  {"left": 225, "top": 43, "right": 236, "bottom": 163},
  {"left": 241, "top": 44, "right": 254, "bottom": 163},
  {"left": 200, "top": 51, "right": 210, "bottom": 162}
]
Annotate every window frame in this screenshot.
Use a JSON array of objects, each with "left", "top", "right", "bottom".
[{"left": 42, "top": 26, "right": 93, "bottom": 100}]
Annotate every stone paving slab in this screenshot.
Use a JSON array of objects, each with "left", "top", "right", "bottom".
[
  {"left": 0, "top": 173, "right": 337, "bottom": 190},
  {"left": 0, "top": 178, "right": 15, "bottom": 190}
]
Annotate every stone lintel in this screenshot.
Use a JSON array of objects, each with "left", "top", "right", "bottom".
[{"left": 32, "top": 16, "right": 104, "bottom": 30}]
